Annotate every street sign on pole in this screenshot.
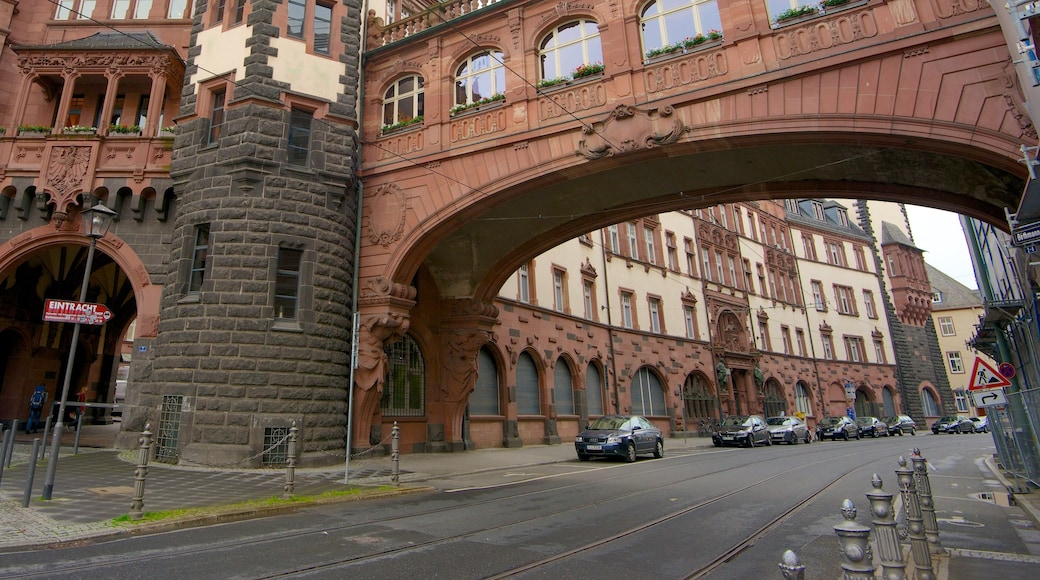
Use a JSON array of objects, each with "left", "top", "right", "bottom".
[
  {"left": 968, "top": 357, "right": 1012, "bottom": 390},
  {"left": 969, "top": 387, "right": 1008, "bottom": 407},
  {"left": 1011, "top": 220, "right": 1040, "bottom": 247},
  {"left": 43, "top": 299, "right": 112, "bottom": 326}
]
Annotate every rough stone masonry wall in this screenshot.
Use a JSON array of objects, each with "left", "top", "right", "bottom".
[{"left": 121, "top": 0, "right": 363, "bottom": 467}]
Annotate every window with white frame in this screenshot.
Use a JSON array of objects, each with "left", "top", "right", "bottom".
[
  {"left": 382, "top": 75, "right": 424, "bottom": 128},
  {"left": 639, "top": 0, "right": 722, "bottom": 59},
  {"left": 812, "top": 280, "right": 826, "bottom": 311},
  {"left": 56, "top": 0, "right": 97, "bottom": 19},
  {"left": 932, "top": 291, "right": 943, "bottom": 304},
  {"left": 947, "top": 351, "right": 964, "bottom": 373},
  {"left": 728, "top": 256, "right": 738, "bottom": 288},
  {"left": 684, "top": 305, "right": 696, "bottom": 339},
  {"left": 834, "top": 285, "right": 856, "bottom": 315},
  {"left": 795, "top": 382, "right": 812, "bottom": 417},
  {"left": 938, "top": 316, "right": 955, "bottom": 336},
  {"left": 701, "top": 248, "right": 712, "bottom": 282},
  {"left": 863, "top": 290, "right": 877, "bottom": 318},
  {"left": 621, "top": 292, "right": 634, "bottom": 329},
  {"left": 455, "top": 51, "right": 506, "bottom": 108},
  {"left": 853, "top": 246, "right": 867, "bottom": 271},
  {"left": 811, "top": 200, "right": 825, "bottom": 220},
  {"left": 552, "top": 269, "right": 565, "bottom": 312},
  {"left": 955, "top": 390, "right": 969, "bottom": 412},
  {"left": 666, "top": 232, "right": 679, "bottom": 271},
  {"left": 827, "top": 241, "right": 846, "bottom": 266},
  {"left": 802, "top": 234, "right": 817, "bottom": 260},
  {"left": 627, "top": 222, "right": 639, "bottom": 259},
  {"left": 111, "top": 0, "right": 152, "bottom": 19},
  {"left": 169, "top": 0, "right": 192, "bottom": 18},
  {"left": 759, "top": 321, "right": 771, "bottom": 351},
  {"left": 715, "top": 251, "right": 725, "bottom": 283},
  {"left": 795, "top": 328, "right": 807, "bottom": 356},
  {"left": 837, "top": 209, "right": 850, "bottom": 227},
  {"left": 583, "top": 279, "right": 595, "bottom": 320},
  {"left": 539, "top": 20, "right": 603, "bottom": 81},
  {"left": 648, "top": 297, "right": 662, "bottom": 333},
  {"left": 644, "top": 226, "right": 656, "bottom": 264},
  {"left": 685, "top": 238, "right": 696, "bottom": 275},
  {"left": 874, "top": 338, "right": 886, "bottom": 363},
  {"left": 608, "top": 224, "right": 620, "bottom": 254},
  {"left": 743, "top": 259, "right": 754, "bottom": 293},
  {"left": 844, "top": 336, "right": 865, "bottom": 362},
  {"left": 518, "top": 263, "right": 530, "bottom": 303},
  {"left": 822, "top": 333, "right": 834, "bottom": 360},
  {"left": 781, "top": 326, "right": 792, "bottom": 354}
]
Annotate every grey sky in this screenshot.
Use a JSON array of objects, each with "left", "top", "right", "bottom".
[{"left": 906, "top": 205, "right": 978, "bottom": 290}]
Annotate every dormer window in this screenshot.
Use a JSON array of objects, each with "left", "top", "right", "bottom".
[
  {"left": 812, "top": 201, "right": 824, "bottom": 221},
  {"left": 932, "top": 291, "right": 943, "bottom": 303},
  {"left": 837, "top": 209, "right": 850, "bottom": 227}
]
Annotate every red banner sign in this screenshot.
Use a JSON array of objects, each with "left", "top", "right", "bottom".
[{"left": 43, "top": 299, "right": 112, "bottom": 325}]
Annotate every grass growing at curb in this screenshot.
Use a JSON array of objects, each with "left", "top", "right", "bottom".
[{"left": 110, "top": 487, "right": 398, "bottom": 525}]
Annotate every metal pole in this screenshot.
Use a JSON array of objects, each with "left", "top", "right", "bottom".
[
  {"left": 22, "top": 439, "right": 42, "bottom": 508},
  {"left": 39, "top": 416, "right": 52, "bottom": 462},
  {"left": 42, "top": 235, "right": 98, "bottom": 500},
  {"left": 344, "top": 311, "right": 360, "bottom": 484},
  {"left": 73, "top": 412, "right": 83, "bottom": 454},
  {"left": 3, "top": 420, "right": 18, "bottom": 468},
  {"left": 129, "top": 424, "right": 153, "bottom": 521},
  {"left": 866, "top": 473, "right": 906, "bottom": 580},
  {"left": 0, "top": 426, "right": 10, "bottom": 485},
  {"left": 283, "top": 422, "right": 298, "bottom": 499},
  {"left": 896, "top": 456, "right": 933, "bottom": 580},
  {"left": 391, "top": 421, "right": 400, "bottom": 486},
  {"left": 909, "top": 449, "right": 943, "bottom": 555}
]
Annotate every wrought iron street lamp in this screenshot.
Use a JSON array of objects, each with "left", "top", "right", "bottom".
[{"left": 42, "top": 203, "right": 117, "bottom": 500}]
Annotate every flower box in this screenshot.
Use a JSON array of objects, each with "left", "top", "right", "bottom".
[
  {"left": 62, "top": 125, "right": 97, "bottom": 135},
  {"left": 18, "top": 124, "right": 51, "bottom": 136},
  {"left": 380, "top": 116, "right": 424, "bottom": 135},
  {"left": 450, "top": 94, "right": 505, "bottom": 116}
]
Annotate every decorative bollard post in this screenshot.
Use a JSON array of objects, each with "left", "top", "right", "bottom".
[
  {"left": 391, "top": 421, "right": 400, "bottom": 486},
  {"left": 22, "top": 438, "right": 42, "bottom": 507},
  {"left": 896, "top": 456, "right": 933, "bottom": 580},
  {"left": 834, "top": 498, "right": 876, "bottom": 580},
  {"left": 129, "top": 424, "right": 153, "bottom": 521},
  {"left": 778, "top": 549, "right": 805, "bottom": 580},
  {"left": 866, "top": 473, "right": 906, "bottom": 580},
  {"left": 4, "top": 420, "right": 18, "bottom": 467},
  {"left": 909, "top": 449, "right": 942, "bottom": 555},
  {"left": 283, "top": 422, "right": 298, "bottom": 499},
  {"left": 0, "top": 426, "right": 10, "bottom": 485}
]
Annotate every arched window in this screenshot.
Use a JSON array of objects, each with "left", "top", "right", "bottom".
[
  {"left": 763, "top": 379, "right": 787, "bottom": 418},
  {"left": 631, "top": 367, "right": 666, "bottom": 416},
  {"left": 882, "top": 386, "right": 896, "bottom": 417},
  {"left": 683, "top": 373, "right": 717, "bottom": 420},
  {"left": 539, "top": 20, "right": 602, "bottom": 81},
  {"left": 795, "top": 381, "right": 812, "bottom": 417},
  {"left": 554, "top": 358, "right": 575, "bottom": 415},
  {"left": 517, "top": 352, "right": 542, "bottom": 415},
  {"left": 921, "top": 388, "right": 940, "bottom": 416},
  {"left": 382, "top": 75, "right": 424, "bottom": 127},
  {"left": 381, "top": 334, "right": 424, "bottom": 417},
  {"left": 470, "top": 346, "right": 500, "bottom": 415},
  {"left": 586, "top": 362, "right": 606, "bottom": 416},
  {"left": 454, "top": 51, "right": 506, "bottom": 107},
  {"left": 640, "top": 0, "right": 722, "bottom": 57}
]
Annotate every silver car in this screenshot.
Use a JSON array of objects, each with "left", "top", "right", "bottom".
[{"left": 766, "top": 416, "right": 811, "bottom": 444}]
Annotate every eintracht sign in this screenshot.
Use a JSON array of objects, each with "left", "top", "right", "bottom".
[{"left": 42, "top": 299, "right": 112, "bottom": 326}]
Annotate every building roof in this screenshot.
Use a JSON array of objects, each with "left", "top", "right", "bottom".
[
  {"left": 880, "top": 221, "right": 918, "bottom": 248},
  {"left": 783, "top": 199, "right": 872, "bottom": 241},
  {"left": 14, "top": 32, "right": 171, "bottom": 52},
  {"left": 926, "top": 262, "right": 982, "bottom": 311}
]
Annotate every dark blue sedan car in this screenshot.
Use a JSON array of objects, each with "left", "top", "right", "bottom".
[{"left": 574, "top": 415, "right": 664, "bottom": 462}]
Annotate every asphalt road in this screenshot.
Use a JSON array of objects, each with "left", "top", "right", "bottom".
[{"left": 0, "top": 432, "right": 1023, "bottom": 579}]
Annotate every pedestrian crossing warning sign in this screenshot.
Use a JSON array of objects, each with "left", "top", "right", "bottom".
[{"left": 968, "top": 357, "right": 1012, "bottom": 390}]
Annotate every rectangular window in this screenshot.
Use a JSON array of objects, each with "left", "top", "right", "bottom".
[
  {"left": 314, "top": 2, "right": 333, "bottom": 55},
  {"left": 608, "top": 225, "right": 620, "bottom": 254},
  {"left": 215, "top": 0, "right": 226, "bottom": 22},
  {"left": 288, "top": 107, "right": 312, "bottom": 166},
  {"left": 747, "top": 211, "right": 757, "bottom": 240},
  {"left": 133, "top": 0, "right": 153, "bottom": 18},
  {"left": 648, "top": 297, "right": 662, "bottom": 333},
  {"left": 207, "top": 88, "right": 226, "bottom": 145},
  {"left": 802, "top": 234, "right": 817, "bottom": 260},
  {"left": 822, "top": 334, "right": 834, "bottom": 360},
  {"left": 955, "top": 391, "right": 969, "bottom": 413},
  {"left": 518, "top": 263, "right": 530, "bottom": 303},
  {"left": 66, "top": 95, "right": 85, "bottom": 127},
  {"left": 812, "top": 201, "right": 825, "bottom": 220},
  {"left": 275, "top": 248, "right": 303, "bottom": 320},
  {"left": 781, "top": 326, "right": 792, "bottom": 354},
  {"left": 715, "top": 251, "right": 725, "bottom": 283},
  {"left": 743, "top": 259, "right": 754, "bottom": 294},
  {"left": 621, "top": 292, "right": 633, "bottom": 329},
  {"left": 834, "top": 285, "right": 856, "bottom": 315},
  {"left": 111, "top": 0, "right": 131, "bottom": 18},
  {"left": 734, "top": 207, "right": 744, "bottom": 235},
  {"left": 795, "top": 328, "right": 807, "bottom": 357},
  {"left": 644, "top": 226, "right": 656, "bottom": 265},
  {"left": 684, "top": 238, "right": 695, "bottom": 276},
  {"left": 827, "top": 241, "right": 846, "bottom": 266},
  {"left": 853, "top": 246, "right": 867, "bottom": 271},
  {"left": 232, "top": 0, "right": 246, "bottom": 24},
  {"left": 947, "top": 351, "right": 964, "bottom": 373},
  {"left": 863, "top": 290, "right": 877, "bottom": 319},
  {"left": 287, "top": 0, "right": 306, "bottom": 38},
  {"left": 768, "top": 270, "right": 778, "bottom": 299},
  {"left": 812, "top": 280, "right": 826, "bottom": 311},
  {"left": 627, "top": 222, "right": 639, "bottom": 259},
  {"left": 939, "top": 316, "right": 955, "bottom": 336},
  {"left": 553, "top": 269, "right": 566, "bottom": 313},
  {"left": 666, "top": 232, "right": 679, "bottom": 271},
  {"left": 718, "top": 206, "right": 728, "bottom": 229},
  {"left": 874, "top": 339, "right": 886, "bottom": 363},
  {"left": 701, "top": 248, "right": 712, "bottom": 282},
  {"left": 583, "top": 279, "right": 595, "bottom": 320},
  {"left": 684, "top": 306, "right": 696, "bottom": 339},
  {"left": 844, "top": 336, "right": 865, "bottom": 362},
  {"left": 169, "top": 0, "right": 190, "bottom": 18},
  {"left": 189, "top": 224, "right": 210, "bottom": 293},
  {"left": 55, "top": 0, "right": 74, "bottom": 19},
  {"left": 728, "top": 256, "right": 738, "bottom": 288},
  {"left": 759, "top": 321, "right": 771, "bottom": 351}
]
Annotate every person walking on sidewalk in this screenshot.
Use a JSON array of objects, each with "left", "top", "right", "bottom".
[{"left": 26, "top": 383, "right": 47, "bottom": 434}]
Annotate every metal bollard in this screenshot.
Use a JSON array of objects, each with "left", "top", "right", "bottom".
[
  {"left": 391, "top": 421, "right": 400, "bottom": 486},
  {"left": 866, "top": 473, "right": 906, "bottom": 580},
  {"left": 896, "top": 456, "right": 933, "bottom": 580},
  {"left": 73, "top": 413, "right": 83, "bottom": 455},
  {"left": 909, "top": 449, "right": 942, "bottom": 555},
  {"left": 778, "top": 549, "right": 805, "bottom": 580},
  {"left": 4, "top": 420, "right": 18, "bottom": 467},
  {"left": 129, "top": 424, "right": 153, "bottom": 521},
  {"left": 22, "top": 439, "right": 42, "bottom": 507},
  {"left": 0, "top": 426, "right": 10, "bottom": 485},
  {"left": 39, "top": 416, "right": 52, "bottom": 462},
  {"left": 283, "top": 422, "right": 298, "bottom": 499},
  {"left": 834, "top": 498, "right": 876, "bottom": 580}
]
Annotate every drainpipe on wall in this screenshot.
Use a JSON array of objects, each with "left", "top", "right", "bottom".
[{"left": 598, "top": 229, "right": 620, "bottom": 413}]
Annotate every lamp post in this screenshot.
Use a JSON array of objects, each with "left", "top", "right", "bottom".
[{"left": 41, "top": 203, "right": 117, "bottom": 500}]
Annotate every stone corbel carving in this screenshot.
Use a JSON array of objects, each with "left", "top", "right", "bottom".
[
  {"left": 577, "top": 105, "right": 685, "bottom": 160},
  {"left": 354, "top": 313, "right": 409, "bottom": 394}
]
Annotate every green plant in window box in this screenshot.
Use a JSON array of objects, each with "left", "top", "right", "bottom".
[
  {"left": 63, "top": 125, "right": 97, "bottom": 134},
  {"left": 161, "top": 126, "right": 176, "bottom": 134},
  {"left": 18, "top": 124, "right": 51, "bottom": 134},
  {"left": 820, "top": 0, "right": 853, "bottom": 8},
  {"left": 450, "top": 93, "right": 505, "bottom": 115},
  {"left": 537, "top": 77, "right": 569, "bottom": 89},
  {"left": 108, "top": 124, "right": 142, "bottom": 134},
  {"left": 381, "top": 116, "right": 424, "bottom": 133},
  {"left": 571, "top": 62, "right": 604, "bottom": 80},
  {"left": 773, "top": 5, "right": 818, "bottom": 23}
]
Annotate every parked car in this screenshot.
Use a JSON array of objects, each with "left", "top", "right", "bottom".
[
  {"left": 816, "top": 416, "right": 860, "bottom": 440},
  {"left": 931, "top": 415, "right": 974, "bottom": 434},
  {"left": 712, "top": 415, "right": 771, "bottom": 448},
  {"left": 882, "top": 415, "right": 917, "bottom": 436},
  {"left": 766, "top": 416, "right": 811, "bottom": 445},
  {"left": 855, "top": 416, "right": 889, "bottom": 438},
  {"left": 574, "top": 414, "right": 664, "bottom": 462},
  {"left": 970, "top": 416, "right": 989, "bottom": 433}
]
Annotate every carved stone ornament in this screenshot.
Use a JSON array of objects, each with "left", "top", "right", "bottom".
[
  {"left": 358, "top": 276, "right": 417, "bottom": 306},
  {"left": 366, "top": 182, "right": 408, "bottom": 247},
  {"left": 354, "top": 313, "right": 409, "bottom": 395},
  {"left": 45, "top": 145, "right": 93, "bottom": 219},
  {"left": 577, "top": 105, "right": 685, "bottom": 160},
  {"left": 440, "top": 330, "right": 492, "bottom": 403}
]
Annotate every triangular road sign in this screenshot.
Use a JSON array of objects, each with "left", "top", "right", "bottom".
[{"left": 969, "top": 357, "right": 1012, "bottom": 390}]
